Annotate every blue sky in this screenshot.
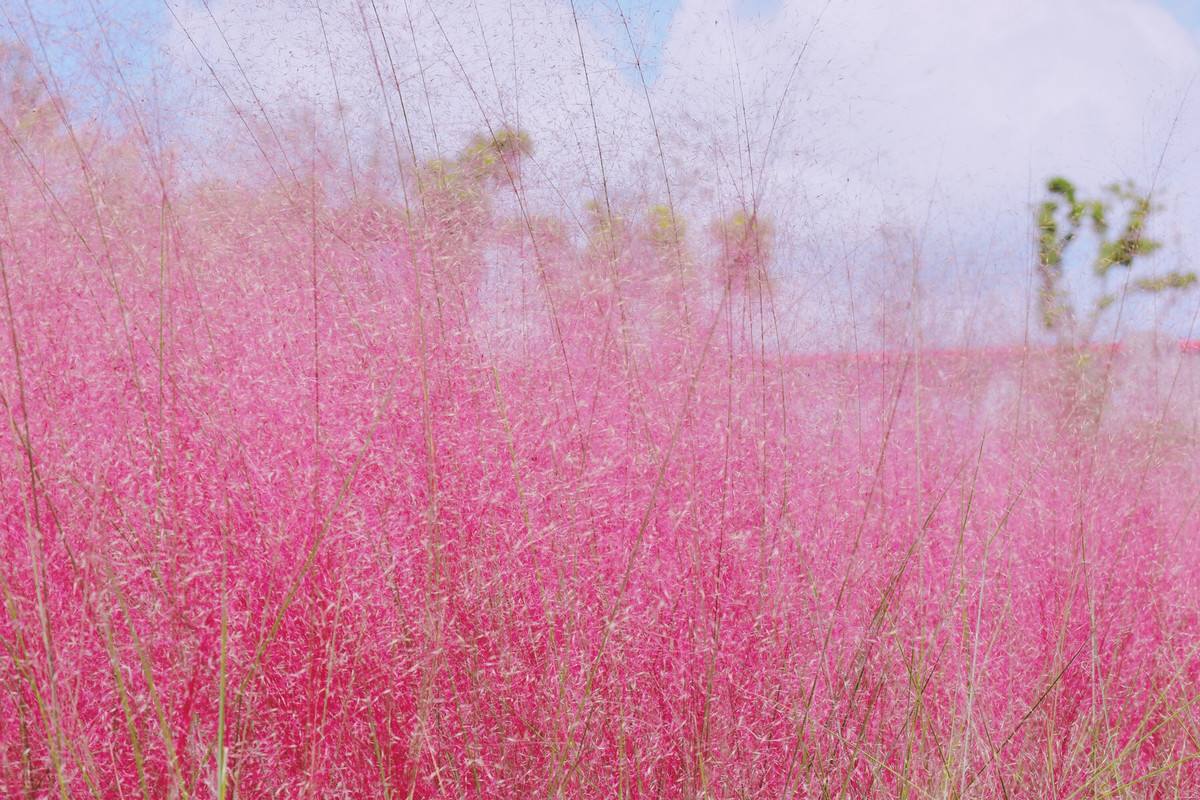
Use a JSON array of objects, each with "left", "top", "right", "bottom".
[{"left": 1163, "top": 0, "right": 1200, "bottom": 28}]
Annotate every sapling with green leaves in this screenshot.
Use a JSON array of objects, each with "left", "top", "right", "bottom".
[{"left": 1035, "top": 176, "right": 1195, "bottom": 343}]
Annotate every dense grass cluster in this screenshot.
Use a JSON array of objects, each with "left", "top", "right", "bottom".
[{"left": 1, "top": 27, "right": 1199, "bottom": 799}]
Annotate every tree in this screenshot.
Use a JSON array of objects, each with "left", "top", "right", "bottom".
[
  {"left": 458, "top": 126, "right": 532, "bottom": 184},
  {"left": 713, "top": 209, "right": 773, "bottom": 296},
  {"left": 1035, "top": 176, "right": 1195, "bottom": 342},
  {"left": 0, "top": 40, "right": 58, "bottom": 143},
  {"left": 414, "top": 126, "right": 533, "bottom": 238}
]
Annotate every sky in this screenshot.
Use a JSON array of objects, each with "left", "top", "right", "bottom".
[
  {"left": 1163, "top": 0, "right": 1200, "bottom": 28},
  {"left": 14, "top": 0, "right": 1200, "bottom": 87},
  {"left": 8, "top": 0, "right": 1200, "bottom": 344}
]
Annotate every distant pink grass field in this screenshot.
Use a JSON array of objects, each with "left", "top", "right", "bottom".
[{"left": 2, "top": 85, "right": 1200, "bottom": 800}]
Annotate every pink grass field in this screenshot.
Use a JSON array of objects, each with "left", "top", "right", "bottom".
[{"left": 2, "top": 38, "right": 1200, "bottom": 800}]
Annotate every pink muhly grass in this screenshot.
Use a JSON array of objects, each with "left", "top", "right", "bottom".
[{"left": 0, "top": 25, "right": 1199, "bottom": 800}]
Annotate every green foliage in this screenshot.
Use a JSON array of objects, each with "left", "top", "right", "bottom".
[
  {"left": 1034, "top": 176, "right": 1193, "bottom": 340},
  {"left": 1132, "top": 270, "right": 1197, "bottom": 294},
  {"left": 647, "top": 203, "right": 684, "bottom": 250},
  {"left": 585, "top": 198, "right": 621, "bottom": 233},
  {"left": 583, "top": 199, "right": 627, "bottom": 262},
  {"left": 0, "top": 40, "right": 58, "bottom": 139},
  {"left": 715, "top": 209, "right": 773, "bottom": 293},
  {"left": 460, "top": 126, "right": 532, "bottom": 182},
  {"left": 720, "top": 210, "right": 772, "bottom": 258},
  {"left": 420, "top": 156, "right": 477, "bottom": 198},
  {"left": 413, "top": 127, "right": 533, "bottom": 230}
]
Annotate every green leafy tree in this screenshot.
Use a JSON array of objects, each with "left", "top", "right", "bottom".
[
  {"left": 458, "top": 126, "right": 532, "bottom": 184},
  {"left": 647, "top": 203, "right": 685, "bottom": 252},
  {"left": 714, "top": 209, "right": 773, "bottom": 295},
  {"left": 416, "top": 126, "right": 532, "bottom": 233},
  {"left": 0, "top": 40, "right": 59, "bottom": 143},
  {"left": 1036, "top": 176, "right": 1194, "bottom": 342}
]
